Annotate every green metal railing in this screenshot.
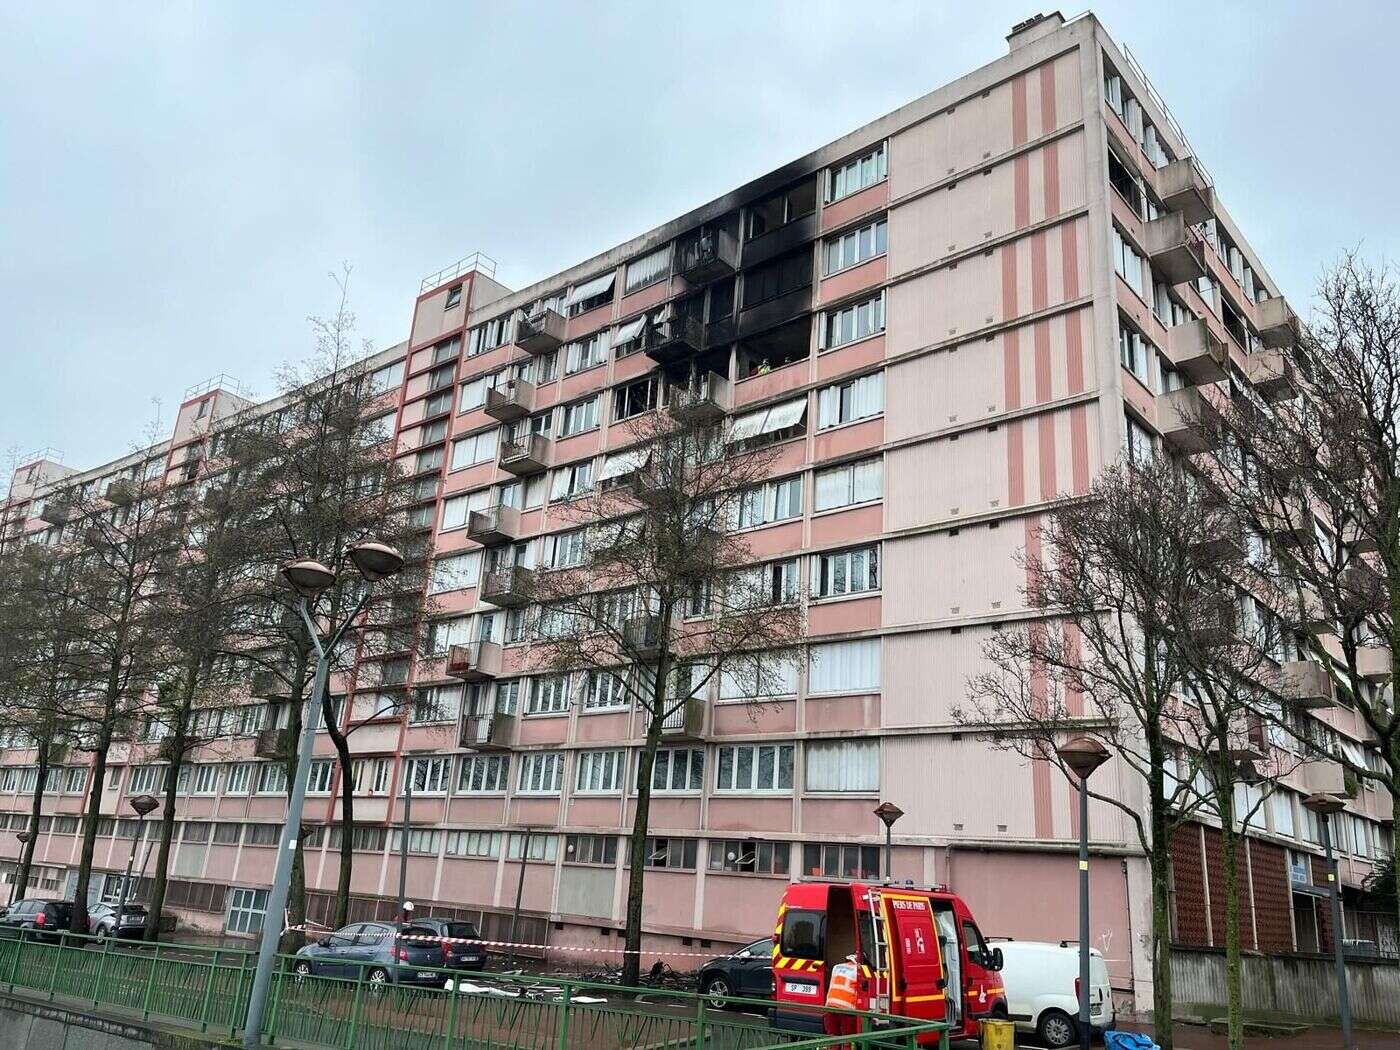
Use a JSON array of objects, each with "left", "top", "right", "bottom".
[{"left": 0, "top": 930, "right": 949, "bottom": 1049}]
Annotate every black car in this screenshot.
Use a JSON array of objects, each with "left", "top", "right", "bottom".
[
  {"left": 698, "top": 938, "right": 774, "bottom": 1008},
  {"left": 0, "top": 898, "right": 74, "bottom": 941},
  {"left": 412, "top": 917, "right": 488, "bottom": 972}
]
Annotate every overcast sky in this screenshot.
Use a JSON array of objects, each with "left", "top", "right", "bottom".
[{"left": 2, "top": 1, "right": 1396, "bottom": 475}]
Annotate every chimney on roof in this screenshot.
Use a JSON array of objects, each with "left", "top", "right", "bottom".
[{"left": 1007, "top": 11, "right": 1065, "bottom": 51}]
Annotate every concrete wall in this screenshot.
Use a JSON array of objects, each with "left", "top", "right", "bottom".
[{"left": 0, "top": 995, "right": 216, "bottom": 1050}]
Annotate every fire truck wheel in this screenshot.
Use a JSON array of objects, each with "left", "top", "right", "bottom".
[{"left": 1037, "top": 1008, "right": 1078, "bottom": 1049}]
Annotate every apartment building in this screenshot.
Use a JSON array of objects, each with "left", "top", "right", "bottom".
[{"left": 1, "top": 11, "right": 1394, "bottom": 1007}]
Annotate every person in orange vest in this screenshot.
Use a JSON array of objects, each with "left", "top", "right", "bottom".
[{"left": 823, "top": 952, "right": 861, "bottom": 1042}]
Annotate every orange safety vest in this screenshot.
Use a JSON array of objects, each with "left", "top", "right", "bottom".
[{"left": 825, "top": 959, "right": 860, "bottom": 1011}]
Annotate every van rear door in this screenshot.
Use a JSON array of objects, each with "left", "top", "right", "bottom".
[{"left": 880, "top": 892, "right": 947, "bottom": 1024}]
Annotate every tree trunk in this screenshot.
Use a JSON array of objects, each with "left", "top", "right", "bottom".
[
  {"left": 1219, "top": 796, "right": 1244, "bottom": 1050},
  {"left": 70, "top": 710, "right": 114, "bottom": 935},
  {"left": 324, "top": 689, "right": 355, "bottom": 930},
  {"left": 12, "top": 745, "right": 50, "bottom": 903},
  {"left": 144, "top": 732, "right": 186, "bottom": 942},
  {"left": 1147, "top": 782, "right": 1175, "bottom": 1050}
]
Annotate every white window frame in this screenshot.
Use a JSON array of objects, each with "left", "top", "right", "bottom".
[
  {"left": 715, "top": 743, "right": 795, "bottom": 794},
  {"left": 814, "top": 457, "right": 883, "bottom": 512},
  {"left": 574, "top": 749, "right": 625, "bottom": 795},
  {"left": 812, "top": 544, "right": 881, "bottom": 599},
  {"left": 817, "top": 372, "right": 884, "bottom": 429},
  {"left": 516, "top": 752, "right": 565, "bottom": 795}
]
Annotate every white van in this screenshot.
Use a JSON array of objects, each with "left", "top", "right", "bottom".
[{"left": 993, "top": 940, "right": 1114, "bottom": 1047}]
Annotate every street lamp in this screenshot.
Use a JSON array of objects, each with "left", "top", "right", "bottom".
[
  {"left": 1056, "top": 736, "right": 1109, "bottom": 1050},
  {"left": 242, "top": 543, "right": 404, "bottom": 1048},
  {"left": 113, "top": 793, "right": 160, "bottom": 940},
  {"left": 8, "top": 829, "right": 33, "bottom": 906},
  {"left": 873, "top": 802, "right": 904, "bottom": 881},
  {"left": 1302, "top": 792, "right": 1352, "bottom": 1050}
]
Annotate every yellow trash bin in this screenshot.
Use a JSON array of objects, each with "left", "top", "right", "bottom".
[{"left": 981, "top": 1018, "right": 1015, "bottom": 1050}]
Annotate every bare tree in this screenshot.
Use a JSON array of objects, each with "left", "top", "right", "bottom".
[{"left": 511, "top": 390, "right": 803, "bottom": 986}]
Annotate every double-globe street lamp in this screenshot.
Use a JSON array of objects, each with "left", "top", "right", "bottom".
[
  {"left": 242, "top": 541, "right": 405, "bottom": 1048},
  {"left": 1056, "top": 736, "right": 1110, "bottom": 1050}
]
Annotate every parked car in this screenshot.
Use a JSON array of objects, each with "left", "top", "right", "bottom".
[
  {"left": 88, "top": 902, "right": 148, "bottom": 941},
  {"left": 293, "top": 921, "right": 448, "bottom": 987},
  {"left": 994, "top": 939, "right": 1114, "bottom": 1048},
  {"left": 410, "top": 917, "right": 488, "bottom": 972},
  {"left": 698, "top": 937, "right": 774, "bottom": 1008},
  {"left": 0, "top": 898, "right": 74, "bottom": 941}
]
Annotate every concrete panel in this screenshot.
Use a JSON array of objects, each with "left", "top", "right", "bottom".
[
  {"left": 882, "top": 518, "right": 1035, "bottom": 625},
  {"left": 557, "top": 864, "right": 616, "bottom": 919},
  {"left": 882, "top": 625, "right": 1001, "bottom": 728},
  {"left": 700, "top": 873, "right": 786, "bottom": 936}
]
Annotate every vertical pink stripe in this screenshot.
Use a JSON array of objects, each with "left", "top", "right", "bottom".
[
  {"left": 1038, "top": 415, "right": 1058, "bottom": 501},
  {"left": 1011, "top": 74, "right": 1028, "bottom": 147},
  {"left": 1000, "top": 243, "right": 1018, "bottom": 322},
  {"left": 1061, "top": 218, "right": 1081, "bottom": 301},
  {"left": 1033, "top": 320, "right": 1052, "bottom": 403},
  {"left": 1030, "top": 232, "right": 1048, "bottom": 313},
  {"left": 1003, "top": 330, "right": 1022, "bottom": 411},
  {"left": 1070, "top": 404, "right": 1090, "bottom": 494},
  {"left": 1042, "top": 140, "right": 1060, "bottom": 218},
  {"left": 1006, "top": 420, "right": 1026, "bottom": 507},
  {"left": 1014, "top": 154, "right": 1031, "bottom": 229},
  {"left": 1040, "top": 61, "right": 1057, "bottom": 135},
  {"left": 1064, "top": 310, "right": 1085, "bottom": 395}
]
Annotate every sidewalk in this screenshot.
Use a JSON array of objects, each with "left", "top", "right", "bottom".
[{"left": 1114, "top": 1019, "right": 1400, "bottom": 1049}]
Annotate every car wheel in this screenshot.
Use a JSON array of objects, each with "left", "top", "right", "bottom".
[
  {"left": 1038, "top": 1009, "right": 1078, "bottom": 1049},
  {"left": 94, "top": 925, "right": 109, "bottom": 943},
  {"left": 293, "top": 961, "right": 313, "bottom": 981},
  {"left": 701, "top": 974, "right": 732, "bottom": 1010},
  {"left": 367, "top": 967, "right": 390, "bottom": 991}
]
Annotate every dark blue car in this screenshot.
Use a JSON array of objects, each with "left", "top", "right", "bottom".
[
  {"left": 293, "top": 921, "right": 447, "bottom": 987},
  {"left": 411, "top": 917, "right": 488, "bottom": 973}
]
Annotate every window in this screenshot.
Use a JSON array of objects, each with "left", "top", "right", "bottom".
[
  {"left": 469, "top": 314, "right": 514, "bottom": 355},
  {"left": 625, "top": 245, "right": 672, "bottom": 294},
  {"left": 430, "top": 551, "right": 481, "bottom": 594},
  {"left": 528, "top": 674, "right": 573, "bottom": 714},
  {"left": 550, "top": 462, "right": 594, "bottom": 502},
  {"left": 507, "top": 832, "right": 559, "bottom": 861},
  {"left": 62, "top": 766, "right": 88, "bottom": 794},
  {"left": 1125, "top": 412, "right": 1155, "bottom": 463},
  {"left": 226, "top": 888, "right": 269, "bottom": 935},
  {"left": 213, "top": 823, "right": 242, "bottom": 846},
  {"left": 648, "top": 748, "right": 704, "bottom": 793},
  {"left": 823, "top": 219, "right": 888, "bottom": 276},
  {"left": 815, "top": 457, "right": 882, "bottom": 511},
  {"left": 410, "top": 684, "right": 462, "bottom": 724},
  {"left": 458, "top": 372, "right": 499, "bottom": 413},
  {"left": 544, "top": 528, "right": 587, "bottom": 569},
  {"left": 403, "top": 756, "right": 451, "bottom": 795},
  {"left": 565, "top": 833, "right": 618, "bottom": 866},
  {"left": 822, "top": 293, "right": 885, "bottom": 350},
  {"left": 440, "top": 489, "right": 490, "bottom": 531},
  {"left": 827, "top": 143, "right": 887, "bottom": 202},
  {"left": 809, "top": 639, "right": 881, "bottom": 694},
  {"left": 426, "top": 616, "right": 473, "bottom": 655},
  {"left": 727, "top": 397, "right": 808, "bottom": 448},
  {"left": 351, "top": 758, "right": 392, "bottom": 796},
  {"left": 368, "top": 361, "right": 404, "bottom": 394},
  {"left": 583, "top": 669, "right": 629, "bottom": 710},
  {"left": 191, "top": 764, "right": 220, "bottom": 796},
  {"left": 414, "top": 446, "right": 444, "bottom": 473},
  {"left": 432, "top": 337, "right": 461, "bottom": 365},
  {"left": 456, "top": 754, "right": 509, "bottom": 793},
  {"left": 818, "top": 372, "right": 884, "bottom": 428},
  {"left": 612, "top": 376, "right": 658, "bottom": 420},
  {"left": 747, "top": 181, "right": 816, "bottom": 240},
  {"left": 718, "top": 652, "right": 798, "bottom": 701},
  {"left": 716, "top": 744, "right": 795, "bottom": 793},
  {"left": 493, "top": 679, "right": 522, "bottom": 714},
  {"left": 575, "top": 750, "right": 625, "bottom": 794},
  {"left": 182, "top": 820, "right": 212, "bottom": 844},
  {"left": 813, "top": 545, "right": 880, "bottom": 598},
  {"left": 708, "top": 838, "right": 790, "bottom": 875},
  {"left": 643, "top": 837, "right": 698, "bottom": 869},
  {"left": 390, "top": 828, "right": 443, "bottom": 855},
  {"left": 257, "top": 764, "right": 288, "bottom": 795},
  {"left": 742, "top": 250, "right": 812, "bottom": 307},
  {"left": 801, "top": 842, "right": 881, "bottom": 878},
  {"left": 806, "top": 740, "right": 879, "bottom": 792},
  {"left": 737, "top": 476, "right": 804, "bottom": 529},
  {"left": 558, "top": 396, "right": 600, "bottom": 437},
  {"left": 1271, "top": 790, "right": 1296, "bottom": 839},
  {"left": 1112, "top": 227, "right": 1147, "bottom": 299},
  {"left": 451, "top": 428, "right": 500, "bottom": 470},
  {"left": 1153, "top": 281, "right": 1191, "bottom": 329},
  {"left": 225, "top": 763, "right": 253, "bottom": 795},
  {"left": 565, "top": 331, "right": 610, "bottom": 374},
  {"left": 444, "top": 284, "right": 463, "bottom": 309},
  {"left": 566, "top": 272, "right": 616, "bottom": 317},
  {"left": 517, "top": 752, "right": 565, "bottom": 795},
  {"left": 1119, "top": 321, "right": 1150, "bottom": 385},
  {"left": 445, "top": 830, "right": 501, "bottom": 858}
]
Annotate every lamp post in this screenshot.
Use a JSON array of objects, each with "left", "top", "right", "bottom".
[
  {"left": 398, "top": 759, "right": 414, "bottom": 923},
  {"left": 1303, "top": 792, "right": 1352, "bottom": 1050},
  {"left": 1056, "top": 736, "right": 1109, "bottom": 1050},
  {"left": 113, "top": 793, "right": 159, "bottom": 939},
  {"left": 873, "top": 802, "right": 904, "bottom": 881},
  {"left": 241, "top": 542, "right": 404, "bottom": 1048},
  {"left": 8, "top": 830, "right": 32, "bottom": 906}
]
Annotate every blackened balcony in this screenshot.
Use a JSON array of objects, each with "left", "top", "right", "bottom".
[
  {"left": 1164, "top": 319, "right": 1227, "bottom": 385},
  {"left": 1245, "top": 350, "right": 1297, "bottom": 403},
  {"left": 1153, "top": 158, "right": 1214, "bottom": 225},
  {"left": 515, "top": 308, "right": 566, "bottom": 355},
  {"left": 459, "top": 713, "right": 513, "bottom": 750},
  {"left": 1143, "top": 213, "right": 1206, "bottom": 285},
  {"left": 481, "top": 565, "right": 535, "bottom": 607},
  {"left": 499, "top": 433, "right": 551, "bottom": 476},
  {"left": 677, "top": 227, "right": 740, "bottom": 284},
  {"left": 1256, "top": 297, "right": 1299, "bottom": 350},
  {"left": 483, "top": 380, "right": 536, "bottom": 423},
  {"left": 467, "top": 505, "right": 521, "bottom": 545},
  {"left": 642, "top": 314, "right": 708, "bottom": 367},
  {"left": 445, "top": 641, "right": 502, "bottom": 682}
]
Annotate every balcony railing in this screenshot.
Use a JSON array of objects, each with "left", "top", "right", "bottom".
[
  {"left": 39, "top": 500, "right": 75, "bottom": 526},
  {"left": 483, "top": 380, "right": 536, "bottom": 423},
  {"left": 1256, "top": 297, "right": 1300, "bottom": 350},
  {"left": 642, "top": 314, "right": 707, "bottom": 366},
  {"left": 467, "top": 505, "right": 521, "bottom": 545},
  {"left": 623, "top": 614, "right": 663, "bottom": 659},
  {"left": 481, "top": 565, "right": 535, "bottom": 608},
  {"left": 254, "top": 728, "right": 291, "bottom": 760},
  {"left": 1143, "top": 213, "right": 1206, "bottom": 285},
  {"left": 499, "top": 434, "right": 551, "bottom": 476},
  {"left": 515, "top": 308, "right": 566, "bottom": 355},
  {"left": 1153, "top": 158, "right": 1214, "bottom": 225},
  {"left": 1357, "top": 646, "right": 1392, "bottom": 684},
  {"left": 445, "top": 641, "right": 503, "bottom": 682},
  {"left": 250, "top": 668, "right": 290, "bottom": 701},
  {"left": 1245, "top": 349, "right": 1297, "bottom": 403},
  {"left": 661, "top": 697, "right": 705, "bottom": 740},
  {"left": 676, "top": 228, "right": 740, "bottom": 284},
  {"left": 1164, "top": 319, "right": 1226, "bottom": 385},
  {"left": 1157, "top": 387, "right": 1223, "bottom": 454},
  {"left": 668, "top": 375, "right": 732, "bottom": 424},
  {"left": 1278, "top": 660, "right": 1336, "bottom": 709},
  {"left": 459, "top": 713, "right": 513, "bottom": 750}
]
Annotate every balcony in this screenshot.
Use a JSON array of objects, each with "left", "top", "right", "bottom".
[
  {"left": 1189, "top": 595, "right": 1240, "bottom": 648},
  {"left": 623, "top": 614, "right": 663, "bottom": 659},
  {"left": 481, "top": 565, "right": 535, "bottom": 608},
  {"left": 642, "top": 313, "right": 708, "bottom": 367},
  {"left": 104, "top": 479, "right": 137, "bottom": 506},
  {"left": 668, "top": 374, "right": 732, "bottom": 425},
  {"left": 1153, "top": 158, "right": 1214, "bottom": 225},
  {"left": 1290, "top": 590, "right": 1331, "bottom": 636},
  {"left": 39, "top": 500, "right": 75, "bottom": 526},
  {"left": 467, "top": 505, "right": 521, "bottom": 545},
  {"left": 484, "top": 380, "right": 536, "bottom": 423},
  {"left": 459, "top": 713, "right": 513, "bottom": 750},
  {"left": 515, "top": 308, "right": 566, "bottom": 355},
  {"left": 677, "top": 227, "right": 740, "bottom": 284},
  {"left": 1143, "top": 213, "right": 1206, "bottom": 285},
  {"left": 254, "top": 728, "right": 291, "bottom": 760},
  {"left": 445, "top": 641, "right": 503, "bottom": 682},
  {"left": 1245, "top": 350, "right": 1297, "bottom": 402},
  {"left": 1164, "top": 320, "right": 1227, "bottom": 385},
  {"left": 499, "top": 433, "right": 551, "bottom": 476},
  {"left": 250, "top": 668, "right": 290, "bottom": 701},
  {"left": 1278, "top": 660, "right": 1336, "bottom": 709},
  {"left": 1190, "top": 507, "right": 1243, "bottom": 562},
  {"left": 660, "top": 696, "right": 705, "bottom": 740},
  {"left": 1265, "top": 493, "right": 1313, "bottom": 549},
  {"left": 1357, "top": 646, "right": 1392, "bottom": 683},
  {"left": 1256, "top": 297, "right": 1300, "bottom": 350},
  {"left": 1157, "top": 387, "right": 1223, "bottom": 454}
]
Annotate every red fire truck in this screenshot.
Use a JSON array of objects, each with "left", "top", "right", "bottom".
[{"left": 771, "top": 879, "right": 1006, "bottom": 1042}]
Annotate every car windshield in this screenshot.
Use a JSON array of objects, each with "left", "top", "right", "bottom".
[
  {"left": 400, "top": 925, "right": 439, "bottom": 940},
  {"left": 441, "top": 922, "right": 480, "bottom": 940}
]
